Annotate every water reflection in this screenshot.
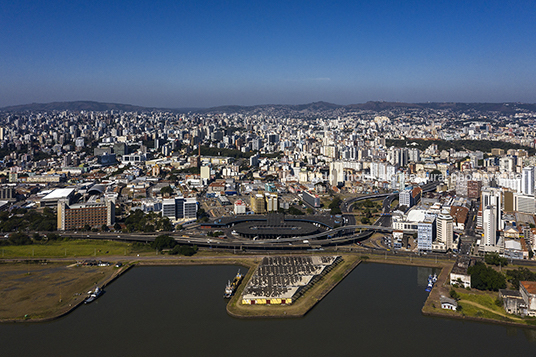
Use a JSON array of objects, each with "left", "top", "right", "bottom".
[{"left": 0, "top": 263, "right": 535, "bottom": 357}]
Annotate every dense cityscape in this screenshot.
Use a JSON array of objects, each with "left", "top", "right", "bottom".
[{"left": 3, "top": 100, "right": 536, "bottom": 334}]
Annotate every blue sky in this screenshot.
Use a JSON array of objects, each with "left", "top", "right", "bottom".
[{"left": 1, "top": 0, "right": 536, "bottom": 108}]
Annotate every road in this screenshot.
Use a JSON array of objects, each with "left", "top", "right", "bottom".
[{"left": 45, "top": 182, "right": 441, "bottom": 252}]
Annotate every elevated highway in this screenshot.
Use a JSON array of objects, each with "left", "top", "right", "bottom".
[{"left": 53, "top": 182, "right": 440, "bottom": 251}]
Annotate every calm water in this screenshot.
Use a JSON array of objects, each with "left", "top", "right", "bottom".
[{"left": 2, "top": 263, "right": 536, "bottom": 356}]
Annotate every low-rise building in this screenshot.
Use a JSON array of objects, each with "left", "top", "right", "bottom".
[
  {"left": 520, "top": 281, "right": 536, "bottom": 317},
  {"left": 440, "top": 296, "right": 458, "bottom": 310},
  {"left": 450, "top": 258, "right": 472, "bottom": 289},
  {"left": 499, "top": 289, "right": 526, "bottom": 315},
  {"left": 234, "top": 199, "right": 247, "bottom": 214}
]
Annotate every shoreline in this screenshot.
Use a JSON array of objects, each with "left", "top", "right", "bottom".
[
  {"left": 3, "top": 251, "right": 536, "bottom": 329},
  {"left": 422, "top": 310, "right": 536, "bottom": 330},
  {"left": 0, "top": 262, "right": 134, "bottom": 324},
  {"left": 226, "top": 256, "right": 362, "bottom": 319}
]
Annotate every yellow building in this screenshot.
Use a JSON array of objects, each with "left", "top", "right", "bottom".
[{"left": 250, "top": 193, "right": 266, "bottom": 214}]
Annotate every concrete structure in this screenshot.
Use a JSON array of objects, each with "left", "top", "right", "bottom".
[
  {"left": 57, "top": 199, "right": 114, "bottom": 230},
  {"left": 440, "top": 296, "right": 458, "bottom": 310},
  {"left": 250, "top": 193, "right": 266, "bottom": 214},
  {"left": 302, "top": 191, "right": 320, "bottom": 208},
  {"left": 450, "top": 258, "right": 472, "bottom": 289},
  {"left": 499, "top": 289, "right": 526, "bottom": 315},
  {"left": 514, "top": 193, "right": 536, "bottom": 214},
  {"left": 520, "top": 281, "right": 536, "bottom": 317},
  {"left": 200, "top": 165, "right": 211, "bottom": 181},
  {"left": 234, "top": 199, "right": 247, "bottom": 215},
  {"left": 0, "top": 185, "right": 16, "bottom": 202},
  {"left": 418, "top": 218, "right": 435, "bottom": 251},
  {"left": 481, "top": 188, "right": 503, "bottom": 231},
  {"left": 521, "top": 166, "right": 535, "bottom": 196},
  {"left": 41, "top": 188, "right": 75, "bottom": 208},
  {"left": 162, "top": 197, "right": 198, "bottom": 221},
  {"left": 399, "top": 190, "right": 411, "bottom": 208},
  {"left": 241, "top": 256, "right": 341, "bottom": 305},
  {"left": 436, "top": 208, "right": 454, "bottom": 251},
  {"left": 483, "top": 206, "right": 497, "bottom": 248},
  {"left": 265, "top": 193, "right": 278, "bottom": 212},
  {"left": 121, "top": 153, "right": 147, "bottom": 165}
]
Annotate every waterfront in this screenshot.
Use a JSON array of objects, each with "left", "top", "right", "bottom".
[{"left": 2, "top": 263, "right": 536, "bottom": 356}]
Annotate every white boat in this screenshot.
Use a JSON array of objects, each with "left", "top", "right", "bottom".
[{"left": 84, "top": 286, "right": 103, "bottom": 304}]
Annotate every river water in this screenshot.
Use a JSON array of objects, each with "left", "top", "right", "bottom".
[{"left": 2, "top": 263, "right": 536, "bottom": 356}]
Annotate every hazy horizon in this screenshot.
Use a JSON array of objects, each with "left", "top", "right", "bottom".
[{"left": 2, "top": 0, "right": 536, "bottom": 108}]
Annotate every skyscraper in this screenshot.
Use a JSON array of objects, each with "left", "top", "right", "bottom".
[
  {"left": 522, "top": 166, "right": 535, "bottom": 196},
  {"left": 481, "top": 188, "right": 503, "bottom": 231},
  {"left": 436, "top": 208, "right": 454, "bottom": 250},
  {"left": 483, "top": 206, "right": 497, "bottom": 247}
]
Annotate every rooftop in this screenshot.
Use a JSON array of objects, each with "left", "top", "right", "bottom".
[
  {"left": 520, "top": 281, "right": 536, "bottom": 295},
  {"left": 41, "top": 188, "right": 75, "bottom": 201}
]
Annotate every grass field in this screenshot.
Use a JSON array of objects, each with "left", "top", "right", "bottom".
[
  {"left": 0, "top": 262, "right": 121, "bottom": 320},
  {"left": 0, "top": 239, "right": 153, "bottom": 258}
]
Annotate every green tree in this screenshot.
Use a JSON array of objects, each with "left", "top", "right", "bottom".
[
  {"left": 8, "top": 232, "right": 32, "bottom": 245},
  {"left": 484, "top": 252, "right": 508, "bottom": 267},
  {"left": 449, "top": 289, "right": 460, "bottom": 300},
  {"left": 506, "top": 267, "right": 536, "bottom": 290},
  {"left": 170, "top": 244, "right": 198, "bottom": 256},
  {"left": 160, "top": 186, "right": 174, "bottom": 197},
  {"left": 151, "top": 235, "right": 177, "bottom": 251},
  {"left": 468, "top": 262, "right": 506, "bottom": 291}
]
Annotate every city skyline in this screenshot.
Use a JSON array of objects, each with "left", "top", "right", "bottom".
[{"left": 2, "top": 0, "right": 536, "bottom": 108}]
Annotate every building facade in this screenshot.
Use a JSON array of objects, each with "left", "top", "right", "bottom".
[{"left": 57, "top": 200, "right": 114, "bottom": 230}]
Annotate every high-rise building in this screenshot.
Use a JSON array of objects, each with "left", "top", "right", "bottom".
[
  {"left": 514, "top": 193, "right": 536, "bottom": 214},
  {"left": 57, "top": 199, "right": 115, "bottom": 231},
  {"left": 483, "top": 206, "right": 497, "bottom": 247},
  {"left": 265, "top": 193, "right": 278, "bottom": 212},
  {"left": 250, "top": 193, "right": 266, "bottom": 214},
  {"left": 418, "top": 218, "right": 436, "bottom": 251},
  {"left": 436, "top": 208, "right": 454, "bottom": 250},
  {"left": 481, "top": 188, "right": 503, "bottom": 231},
  {"left": 162, "top": 197, "right": 198, "bottom": 220},
  {"left": 522, "top": 166, "right": 535, "bottom": 196}
]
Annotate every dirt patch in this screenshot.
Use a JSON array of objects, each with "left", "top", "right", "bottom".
[{"left": 0, "top": 262, "right": 120, "bottom": 321}]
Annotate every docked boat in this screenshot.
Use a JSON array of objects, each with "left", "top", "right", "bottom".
[
  {"left": 425, "top": 280, "right": 433, "bottom": 292},
  {"left": 425, "top": 274, "right": 435, "bottom": 292},
  {"left": 224, "top": 270, "right": 243, "bottom": 298},
  {"left": 84, "top": 286, "right": 103, "bottom": 304}
]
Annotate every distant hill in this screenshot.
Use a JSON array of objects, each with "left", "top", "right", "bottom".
[
  {"left": 2, "top": 100, "right": 536, "bottom": 115},
  {"left": 0, "top": 101, "right": 163, "bottom": 113}
]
